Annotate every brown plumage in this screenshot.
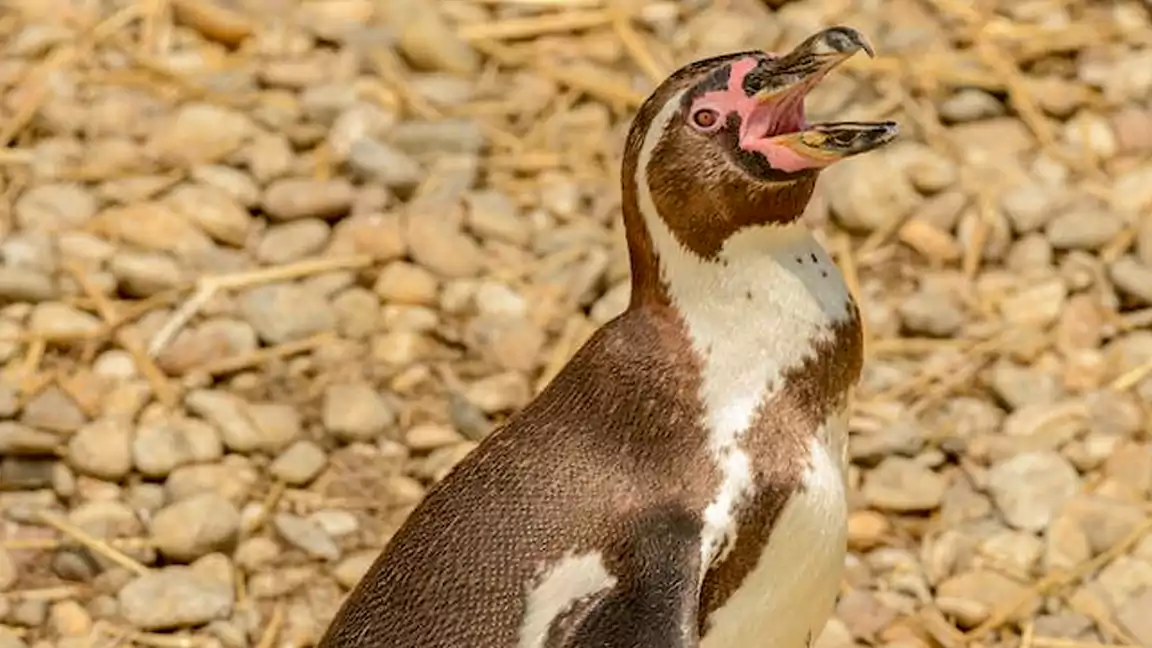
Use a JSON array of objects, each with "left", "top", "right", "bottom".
[{"left": 318, "top": 26, "right": 896, "bottom": 648}]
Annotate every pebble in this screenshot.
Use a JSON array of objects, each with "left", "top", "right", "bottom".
[
  {"left": 164, "top": 456, "right": 257, "bottom": 507},
  {"left": 1064, "top": 111, "right": 1118, "bottom": 159},
  {"left": 14, "top": 183, "right": 97, "bottom": 231},
  {"left": 328, "top": 212, "right": 407, "bottom": 261},
  {"left": 987, "top": 451, "right": 1081, "bottom": 532},
  {"left": 242, "top": 132, "right": 294, "bottom": 183},
  {"left": 239, "top": 283, "right": 337, "bottom": 344},
  {"left": 171, "top": 0, "right": 254, "bottom": 46},
  {"left": 826, "top": 154, "right": 920, "bottom": 233},
  {"left": 272, "top": 513, "right": 341, "bottom": 561},
  {"left": 405, "top": 214, "right": 485, "bottom": 278},
  {"left": 0, "top": 267, "right": 56, "bottom": 302},
  {"left": 185, "top": 390, "right": 279, "bottom": 454},
  {"left": 0, "top": 629, "right": 26, "bottom": 648},
  {"left": 1059, "top": 494, "right": 1147, "bottom": 555},
  {"left": 91, "top": 201, "right": 214, "bottom": 256},
  {"left": 322, "top": 382, "right": 396, "bottom": 442},
  {"left": 262, "top": 178, "right": 355, "bottom": 221},
  {"left": 27, "top": 302, "right": 102, "bottom": 338},
  {"left": 333, "top": 551, "right": 376, "bottom": 589},
  {"left": 1033, "top": 612, "right": 1094, "bottom": 641},
  {"left": 475, "top": 282, "right": 529, "bottom": 319},
  {"left": 234, "top": 537, "right": 280, "bottom": 572},
  {"left": 133, "top": 419, "right": 210, "bottom": 477},
  {"left": 417, "top": 442, "right": 477, "bottom": 482},
  {"left": 0, "top": 423, "right": 58, "bottom": 456},
  {"left": 150, "top": 102, "right": 254, "bottom": 166},
  {"left": 897, "top": 287, "right": 965, "bottom": 337},
  {"left": 390, "top": 119, "right": 485, "bottom": 156},
  {"left": 981, "top": 529, "right": 1043, "bottom": 575},
  {"left": 1045, "top": 208, "right": 1124, "bottom": 250},
  {"left": 151, "top": 493, "right": 241, "bottom": 563},
  {"left": 1096, "top": 554, "right": 1152, "bottom": 607},
  {"left": 849, "top": 419, "right": 925, "bottom": 465},
  {"left": 847, "top": 511, "right": 891, "bottom": 551},
  {"left": 166, "top": 183, "right": 253, "bottom": 248},
  {"left": 256, "top": 219, "right": 331, "bottom": 264},
  {"left": 469, "top": 315, "right": 547, "bottom": 373},
  {"left": 374, "top": 261, "right": 439, "bottom": 305},
  {"left": 9, "top": 598, "right": 47, "bottom": 627},
  {"left": 309, "top": 509, "right": 360, "bottom": 537},
  {"left": 48, "top": 599, "right": 91, "bottom": 637},
  {"left": 1110, "top": 256, "right": 1152, "bottom": 305},
  {"left": 348, "top": 138, "right": 423, "bottom": 193},
  {"left": 248, "top": 565, "right": 317, "bottom": 599},
  {"left": 20, "top": 385, "right": 87, "bottom": 433},
  {"left": 332, "top": 287, "right": 381, "bottom": 338},
  {"left": 405, "top": 423, "right": 463, "bottom": 451},
  {"left": 246, "top": 403, "right": 302, "bottom": 453},
  {"left": 157, "top": 319, "right": 258, "bottom": 375},
  {"left": 1111, "top": 165, "right": 1152, "bottom": 214},
  {"left": 464, "top": 372, "right": 531, "bottom": 413},
  {"left": 1104, "top": 441, "right": 1152, "bottom": 497},
  {"left": 269, "top": 440, "right": 328, "bottom": 485},
  {"left": 1116, "top": 588, "right": 1152, "bottom": 646},
  {"left": 328, "top": 102, "right": 398, "bottom": 159},
  {"left": 190, "top": 164, "right": 261, "bottom": 209},
  {"left": 1000, "top": 183, "right": 1059, "bottom": 233},
  {"left": 939, "top": 89, "right": 1005, "bottom": 122},
  {"left": 118, "top": 555, "right": 235, "bottom": 630},
  {"left": 1005, "top": 234, "right": 1054, "bottom": 277},
  {"left": 110, "top": 251, "right": 186, "bottom": 297},
  {"left": 465, "top": 190, "right": 531, "bottom": 246},
  {"left": 986, "top": 359, "right": 1062, "bottom": 410},
  {"left": 384, "top": 0, "right": 479, "bottom": 75},
  {"left": 66, "top": 418, "right": 133, "bottom": 481},
  {"left": 912, "top": 190, "right": 967, "bottom": 233},
  {"left": 936, "top": 570, "right": 1038, "bottom": 622},
  {"left": 861, "top": 457, "right": 947, "bottom": 512}
]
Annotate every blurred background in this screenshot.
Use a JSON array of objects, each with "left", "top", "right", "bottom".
[{"left": 0, "top": 0, "right": 1151, "bottom": 647}]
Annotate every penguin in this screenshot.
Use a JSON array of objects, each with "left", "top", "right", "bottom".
[{"left": 318, "top": 25, "right": 897, "bottom": 648}]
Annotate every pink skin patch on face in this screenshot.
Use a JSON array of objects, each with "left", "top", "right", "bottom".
[{"left": 689, "top": 57, "right": 833, "bottom": 173}]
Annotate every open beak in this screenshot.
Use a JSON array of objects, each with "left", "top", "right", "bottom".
[
  {"left": 740, "top": 26, "right": 897, "bottom": 172},
  {"left": 748, "top": 26, "right": 875, "bottom": 104}
]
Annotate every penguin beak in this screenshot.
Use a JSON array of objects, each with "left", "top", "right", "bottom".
[
  {"left": 739, "top": 26, "right": 897, "bottom": 172},
  {"left": 747, "top": 26, "right": 875, "bottom": 106}
]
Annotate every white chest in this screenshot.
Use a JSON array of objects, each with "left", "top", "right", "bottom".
[
  {"left": 649, "top": 222, "right": 854, "bottom": 570},
  {"left": 699, "top": 415, "right": 850, "bottom": 648}
]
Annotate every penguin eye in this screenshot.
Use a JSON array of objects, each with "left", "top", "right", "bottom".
[{"left": 691, "top": 108, "right": 720, "bottom": 131}]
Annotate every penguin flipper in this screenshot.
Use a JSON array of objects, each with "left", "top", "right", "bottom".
[{"left": 549, "top": 505, "right": 703, "bottom": 648}]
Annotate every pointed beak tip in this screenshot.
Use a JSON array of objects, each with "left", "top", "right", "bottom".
[{"left": 824, "top": 26, "right": 874, "bottom": 59}]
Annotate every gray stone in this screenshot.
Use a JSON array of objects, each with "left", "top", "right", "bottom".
[
  {"left": 150, "top": 493, "right": 241, "bottom": 563},
  {"left": 272, "top": 513, "right": 340, "bottom": 561},
  {"left": 861, "top": 457, "right": 947, "bottom": 512},
  {"left": 118, "top": 556, "right": 235, "bottom": 630},
  {"left": 988, "top": 451, "right": 1081, "bottom": 531},
  {"left": 322, "top": 383, "right": 396, "bottom": 442}
]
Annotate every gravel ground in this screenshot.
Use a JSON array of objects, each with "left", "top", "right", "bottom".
[{"left": 1, "top": 0, "right": 1152, "bottom": 647}]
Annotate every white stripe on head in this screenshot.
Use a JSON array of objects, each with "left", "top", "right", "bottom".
[{"left": 631, "top": 86, "right": 857, "bottom": 571}]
